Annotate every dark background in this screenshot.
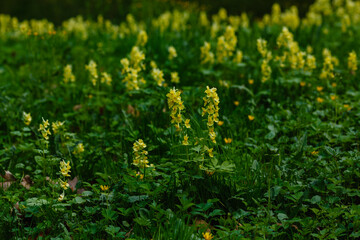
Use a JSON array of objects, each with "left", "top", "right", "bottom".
[{"left": 0, "top": 0, "right": 315, "bottom": 25}]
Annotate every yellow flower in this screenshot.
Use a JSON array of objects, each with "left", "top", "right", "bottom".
[
  {"left": 234, "top": 101, "right": 239, "bottom": 106},
  {"left": 248, "top": 79, "right": 254, "bottom": 85},
  {"left": 100, "top": 185, "right": 109, "bottom": 191},
  {"left": 344, "top": 104, "right": 351, "bottom": 111},
  {"left": 182, "top": 135, "right": 189, "bottom": 146},
  {"left": 52, "top": 121, "right": 65, "bottom": 134},
  {"left": 300, "top": 81, "right": 306, "bottom": 87},
  {"left": 38, "top": 118, "right": 51, "bottom": 140},
  {"left": 207, "top": 148, "right": 214, "bottom": 158},
  {"left": 200, "top": 42, "right": 214, "bottom": 65},
  {"left": 331, "top": 82, "right": 337, "bottom": 88},
  {"left": 58, "top": 192, "right": 65, "bottom": 201},
  {"left": 152, "top": 68, "right": 165, "bottom": 86},
  {"left": 59, "top": 179, "right": 69, "bottom": 190},
  {"left": 100, "top": 72, "right": 112, "bottom": 86},
  {"left": 85, "top": 60, "right": 98, "bottom": 86},
  {"left": 133, "top": 139, "right": 150, "bottom": 169},
  {"left": 63, "top": 64, "right": 75, "bottom": 83},
  {"left": 316, "top": 86, "right": 323, "bottom": 92},
  {"left": 348, "top": 51, "right": 357, "bottom": 73},
  {"left": 248, "top": 115, "right": 255, "bottom": 121},
  {"left": 217, "top": 121, "right": 224, "bottom": 126},
  {"left": 185, "top": 119, "right": 191, "bottom": 128},
  {"left": 202, "top": 232, "right": 214, "bottom": 240},
  {"left": 224, "top": 138, "right": 232, "bottom": 144},
  {"left": 73, "top": 143, "right": 84, "bottom": 155},
  {"left": 136, "top": 30, "right": 148, "bottom": 46},
  {"left": 202, "top": 86, "right": 220, "bottom": 143},
  {"left": 23, "top": 112, "right": 32, "bottom": 126},
  {"left": 317, "top": 97, "right": 324, "bottom": 103},
  {"left": 311, "top": 150, "right": 319, "bottom": 156},
  {"left": 330, "top": 95, "right": 337, "bottom": 101},
  {"left": 60, "top": 160, "right": 71, "bottom": 177},
  {"left": 171, "top": 72, "right": 180, "bottom": 83},
  {"left": 168, "top": 46, "right": 177, "bottom": 60}
]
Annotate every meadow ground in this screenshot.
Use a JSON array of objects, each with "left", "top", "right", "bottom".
[{"left": 1, "top": 0, "right": 360, "bottom": 239}]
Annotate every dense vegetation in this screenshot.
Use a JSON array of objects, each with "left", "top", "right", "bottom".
[{"left": 1, "top": 0, "right": 360, "bottom": 239}]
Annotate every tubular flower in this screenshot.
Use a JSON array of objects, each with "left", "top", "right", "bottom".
[
  {"left": 58, "top": 192, "right": 65, "bottom": 201},
  {"left": 100, "top": 72, "right": 112, "bottom": 86},
  {"left": 166, "top": 88, "right": 185, "bottom": 130},
  {"left": 133, "top": 139, "right": 149, "bottom": 169},
  {"left": 63, "top": 64, "right": 75, "bottom": 83},
  {"left": 348, "top": 51, "right": 357, "bottom": 73},
  {"left": 216, "top": 26, "right": 237, "bottom": 63},
  {"left": 85, "top": 60, "right": 98, "bottom": 86},
  {"left": 122, "top": 68, "right": 145, "bottom": 91},
  {"left": 73, "top": 143, "right": 84, "bottom": 155},
  {"left": 23, "top": 112, "right": 32, "bottom": 126},
  {"left": 261, "top": 59, "right": 272, "bottom": 82},
  {"left": 52, "top": 121, "right": 64, "bottom": 134},
  {"left": 257, "top": 38, "right": 268, "bottom": 58},
  {"left": 202, "top": 86, "right": 220, "bottom": 143},
  {"left": 60, "top": 160, "right": 71, "bottom": 177},
  {"left": 120, "top": 58, "right": 130, "bottom": 74},
  {"left": 100, "top": 185, "right": 109, "bottom": 191},
  {"left": 171, "top": 72, "right": 180, "bottom": 83},
  {"left": 151, "top": 68, "right": 165, "bottom": 87},
  {"left": 182, "top": 134, "right": 189, "bottom": 145},
  {"left": 202, "top": 232, "right": 214, "bottom": 240},
  {"left": 59, "top": 179, "right": 69, "bottom": 190},
  {"left": 233, "top": 50, "right": 243, "bottom": 64},
  {"left": 136, "top": 30, "right": 148, "bottom": 46},
  {"left": 130, "top": 46, "right": 145, "bottom": 71},
  {"left": 168, "top": 46, "right": 177, "bottom": 60},
  {"left": 38, "top": 118, "right": 51, "bottom": 140},
  {"left": 200, "top": 42, "right": 214, "bottom": 65},
  {"left": 305, "top": 54, "right": 316, "bottom": 72}
]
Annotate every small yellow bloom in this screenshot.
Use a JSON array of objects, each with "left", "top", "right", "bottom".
[
  {"left": 168, "top": 46, "right": 177, "bottom": 60},
  {"left": 58, "top": 192, "right": 65, "bottom": 201},
  {"left": 248, "top": 115, "right": 255, "bottom": 121},
  {"left": 202, "top": 232, "right": 214, "bottom": 240},
  {"left": 60, "top": 179, "right": 69, "bottom": 190},
  {"left": 217, "top": 121, "right": 224, "bottom": 126},
  {"left": 316, "top": 86, "right": 323, "bottom": 92},
  {"left": 344, "top": 104, "right": 351, "bottom": 111},
  {"left": 224, "top": 138, "right": 232, "bottom": 144},
  {"left": 234, "top": 101, "right": 239, "bottom": 106},
  {"left": 330, "top": 95, "right": 337, "bottom": 101},
  {"left": 316, "top": 97, "right": 324, "bottom": 103},
  {"left": 23, "top": 112, "right": 32, "bottom": 126},
  {"left": 100, "top": 185, "right": 109, "bottom": 191},
  {"left": 331, "top": 82, "right": 337, "bottom": 88},
  {"left": 248, "top": 79, "right": 254, "bottom": 85},
  {"left": 182, "top": 135, "right": 189, "bottom": 145},
  {"left": 300, "top": 81, "right": 306, "bottom": 87},
  {"left": 207, "top": 148, "right": 214, "bottom": 158},
  {"left": 185, "top": 119, "right": 191, "bottom": 128},
  {"left": 311, "top": 150, "right": 319, "bottom": 156}
]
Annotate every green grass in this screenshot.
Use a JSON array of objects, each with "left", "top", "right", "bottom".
[{"left": 1, "top": 0, "right": 360, "bottom": 239}]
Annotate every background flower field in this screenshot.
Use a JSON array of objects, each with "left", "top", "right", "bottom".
[{"left": 1, "top": 0, "right": 360, "bottom": 239}]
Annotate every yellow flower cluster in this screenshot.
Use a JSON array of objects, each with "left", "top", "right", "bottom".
[
  {"left": 166, "top": 88, "right": 190, "bottom": 132},
  {"left": 133, "top": 139, "right": 149, "bottom": 169},
  {"left": 85, "top": 60, "right": 98, "bottom": 86},
  {"left": 168, "top": 46, "right": 177, "bottom": 60},
  {"left": 348, "top": 51, "right": 357, "bottom": 73},
  {"left": 261, "top": 58, "right": 272, "bottom": 83},
  {"left": 320, "top": 49, "right": 337, "bottom": 80},
  {"left": 233, "top": 50, "right": 243, "bottom": 64},
  {"left": 136, "top": 30, "right": 148, "bottom": 47},
  {"left": 100, "top": 72, "right": 112, "bottom": 86},
  {"left": 63, "top": 64, "right": 75, "bottom": 84},
  {"left": 200, "top": 42, "right": 215, "bottom": 65},
  {"left": 58, "top": 160, "right": 71, "bottom": 201},
  {"left": 60, "top": 160, "right": 71, "bottom": 177},
  {"left": 202, "top": 232, "right": 214, "bottom": 240},
  {"left": 52, "top": 121, "right": 64, "bottom": 134},
  {"left": 151, "top": 68, "right": 165, "bottom": 87},
  {"left": 257, "top": 39, "right": 269, "bottom": 58},
  {"left": 261, "top": 4, "right": 300, "bottom": 30},
  {"left": 23, "top": 112, "right": 32, "bottom": 126},
  {"left": 73, "top": 143, "right": 84, "bottom": 155},
  {"left": 202, "top": 86, "right": 220, "bottom": 143},
  {"left": 216, "top": 26, "right": 237, "bottom": 63},
  {"left": 121, "top": 46, "right": 146, "bottom": 91},
  {"left": 38, "top": 118, "right": 51, "bottom": 140},
  {"left": 171, "top": 72, "right": 180, "bottom": 83}
]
